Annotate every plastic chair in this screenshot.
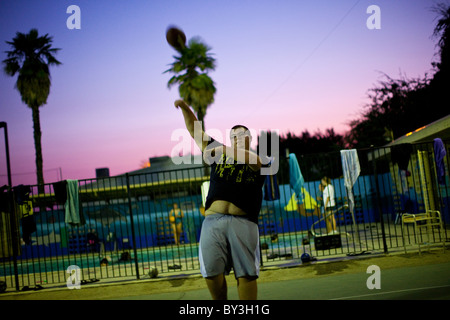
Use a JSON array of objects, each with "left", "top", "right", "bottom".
[{"left": 401, "top": 210, "right": 445, "bottom": 254}]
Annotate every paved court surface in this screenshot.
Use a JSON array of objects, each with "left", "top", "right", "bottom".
[
  {"left": 115, "top": 261, "right": 450, "bottom": 300},
  {"left": 1, "top": 249, "right": 449, "bottom": 304}
]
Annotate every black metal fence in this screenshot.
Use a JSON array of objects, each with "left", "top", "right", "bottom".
[{"left": 1, "top": 141, "right": 449, "bottom": 292}]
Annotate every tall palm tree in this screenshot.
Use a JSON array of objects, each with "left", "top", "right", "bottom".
[
  {"left": 3, "top": 29, "right": 61, "bottom": 187},
  {"left": 165, "top": 37, "right": 216, "bottom": 132}
]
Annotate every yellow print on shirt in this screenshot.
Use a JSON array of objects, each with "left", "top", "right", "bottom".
[
  {"left": 216, "top": 161, "right": 235, "bottom": 179},
  {"left": 215, "top": 155, "right": 256, "bottom": 183}
]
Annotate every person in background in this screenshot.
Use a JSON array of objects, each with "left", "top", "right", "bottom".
[
  {"left": 321, "top": 176, "right": 337, "bottom": 234},
  {"left": 169, "top": 203, "right": 184, "bottom": 245}
]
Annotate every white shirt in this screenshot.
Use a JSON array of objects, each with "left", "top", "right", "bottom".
[{"left": 323, "top": 184, "right": 335, "bottom": 209}]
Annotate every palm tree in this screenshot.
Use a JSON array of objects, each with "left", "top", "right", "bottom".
[
  {"left": 3, "top": 29, "right": 61, "bottom": 187},
  {"left": 165, "top": 36, "right": 216, "bottom": 132}
]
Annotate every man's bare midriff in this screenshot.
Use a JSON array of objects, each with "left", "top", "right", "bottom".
[{"left": 205, "top": 200, "right": 247, "bottom": 216}]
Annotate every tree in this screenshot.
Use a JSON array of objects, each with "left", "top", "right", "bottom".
[
  {"left": 428, "top": 3, "right": 450, "bottom": 116},
  {"left": 277, "top": 129, "right": 345, "bottom": 181},
  {"left": 346, "top": 3, "right": 450, "bottom": 148},
  {"left": 432, "top": 3, "right": 450, "bottom": 74},
  {"left": 347, "top": 72, "right": 432, "bottom": 148},
  {"left": 165, "top": 36, "right": 216, "bottom": 132},
  {"left": 280, "top": 128, "right": 345, "bottom": 156},
  {"left": 3, "top": 29, "right": 61, "bottom": 187}
]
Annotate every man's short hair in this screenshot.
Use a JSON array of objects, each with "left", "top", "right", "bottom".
[
  {"left": 231, "top": 124, "right": 250, "bottom": 131},
  {"left": 231, "top": 124, "right": 249, "bottom": 132},
  {"left": 230, "top": 125, "right": 251, "bottom": 140}
]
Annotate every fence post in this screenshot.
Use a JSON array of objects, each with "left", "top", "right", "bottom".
[
  {"left": 7, "top": 189, "right": 20, "bottom": 290},
  {"left": 125, "top": 173, "right": 140, "bottom": 279},
  {"left": 1, "top": 122, "right": 20, "bottom": 290},
  {"left": 371, "top": 147, "right": 389, "bottom": 254}
]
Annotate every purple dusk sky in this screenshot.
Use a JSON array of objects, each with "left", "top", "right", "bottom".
[{"left": 0, "top": 0, "right": 443, "bottom": 186}]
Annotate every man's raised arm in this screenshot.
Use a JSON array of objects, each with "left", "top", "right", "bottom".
[{"left": 174, "top": 99, "right": 209, "bottom": 152}]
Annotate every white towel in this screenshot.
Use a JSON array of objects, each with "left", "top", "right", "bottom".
[{"left": 340, "top": 149, "right": 361, "bottom": 214}]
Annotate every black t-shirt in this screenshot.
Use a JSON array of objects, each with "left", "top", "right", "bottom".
[{"left": 203, "top": 139, "right": 267, "bottom": 224}]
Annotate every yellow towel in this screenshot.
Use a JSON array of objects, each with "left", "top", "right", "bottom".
[{"left": 284, "top": 188, "right": 317, "bottom": 211}]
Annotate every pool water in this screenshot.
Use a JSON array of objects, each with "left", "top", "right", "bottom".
[
  {"left": 0, "top": 244, "right": 200, "bottom": 277},
  {"left": 1, "top": 234, "right": 311, "bottom": 278}
]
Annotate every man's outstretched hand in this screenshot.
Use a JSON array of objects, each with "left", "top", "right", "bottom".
[{"left": 174, "top": 99, "right": 189, "bottom": 110}]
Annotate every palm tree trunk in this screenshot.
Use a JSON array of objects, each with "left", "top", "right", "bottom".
[{"left": 32, "top": 106, "right": 45, "bottom": 191}]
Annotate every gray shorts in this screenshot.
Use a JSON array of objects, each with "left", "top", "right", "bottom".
[{"left": 199, "top": 213, "right": 260, "bottom": 279}]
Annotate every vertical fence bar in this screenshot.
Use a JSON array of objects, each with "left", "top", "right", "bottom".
[
  {"left": 2, "top": 140, "right": 448, "bottom": 290},
  {"left": 125, "top": 173, "right": 140, "bottom": 280},
  {"left": 7, "top": 188, "right": 19, "bottom": 290},
  {"left": 372, "top": 147, "right": 388, "bottom": 254},
  {"left": 1, "top": 122, "right": 20, "bottom": 291}
]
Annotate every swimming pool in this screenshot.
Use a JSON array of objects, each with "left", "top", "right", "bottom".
[
  {"left": 0, "top": 243, "right": 200, "bottom": 279},
  {"left": 1, "top": 232, "right": 325, "bottom": 288}
]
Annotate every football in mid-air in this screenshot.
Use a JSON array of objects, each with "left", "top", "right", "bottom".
[{"left": 166, "top": 26, "right": 186, "bottom": 51}]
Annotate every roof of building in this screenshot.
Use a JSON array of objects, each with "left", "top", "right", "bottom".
[{"left": 386, "top": 114, "right": 450, "bottom": 146}]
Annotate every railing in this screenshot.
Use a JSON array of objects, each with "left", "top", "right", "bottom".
[{"left": 1, "top": 141, "right": 449, "bottom": 292}]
